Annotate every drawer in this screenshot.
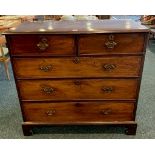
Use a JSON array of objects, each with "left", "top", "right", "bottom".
[
  {"left": 13, "top": 56, "right": 142, "bottom": 78},
  {"left": 18, "top": 79, "right": 138, "bottom": 101},
  {"left": 22, "top": 101, "right": 134, "bottom": 122},
  {"left": 8, "top": 34, "right": 75, "bottom": 56},
  {"left": 79, "top": 33, "right": 145, "bottom": 55}
]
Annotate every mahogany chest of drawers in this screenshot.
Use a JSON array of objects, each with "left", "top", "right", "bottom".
[{"left": 5, "top": 20, "right": 149, "bottom": 136}]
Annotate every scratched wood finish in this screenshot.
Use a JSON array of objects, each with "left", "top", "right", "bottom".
[
  {"left": 22, "top": 101, "right": 134, "bottom": 122},
  {"left": 18, "top": 79, "right": 138, "bottom": 100},
  {"left": 79, "top": 33, "right": 145, "bottom": 55},
  {"left": 8, "top": 35, "right": 75, "bottom": 56},
  {"left": 12, "top": 56, "right": 142, "bottom": 78}
]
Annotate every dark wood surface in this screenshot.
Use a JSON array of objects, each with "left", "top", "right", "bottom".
[
  {"left": 79, "top": 33, "right": 145, "bottom": 54},
  {"left": 8, "top": 33, "right": 146, "bottom": 57},
  {"left": 8, "top": 35, "right": 75, "bottom": 56},
  {"left": 22, "top": 101, "right": 134, "bottom": 122},
  {"left": 18, "top": 79, "right": 138, "bottom": 100},
  {"left": 4, "top": 20, "right": 149, "bottom": 34},
  {"left": 12, "top": 56, "right": 142, "bottom": 79}
]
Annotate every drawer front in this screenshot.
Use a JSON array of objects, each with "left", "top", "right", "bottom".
[
  {"left": 18, "top": 79, "right": 138, "bottom": 100},
  {"left": 13, "top": 56, "right": 142, "bottom": 78},
  {"left": 8, "top": 35, "right": 75, "bottom": 56},
  {"left": 22, "top": 101, "right": 134, "bottom": 122},
  {"left": 79, "top": 33, "right": 145, "bottom": 55}
]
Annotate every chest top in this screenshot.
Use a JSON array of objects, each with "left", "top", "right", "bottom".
[{"left": 4, "top": 20, "right": 149, "bottom": 34}]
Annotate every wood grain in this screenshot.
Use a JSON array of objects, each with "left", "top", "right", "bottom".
[
  {"left": 79, "top": 33, "right": 145, "bottom": 55},
  {"left": 22, "top": 101, "right": 134, "bottom": 122},
  {"left": 8, "top": 34, "right": 75, "bottom": 56},
  {"left": 18, "top": 79, "right": 139, "bottom": 100},
  {"left": 13, "top": 56, "right": 142, "bottom": 78}
]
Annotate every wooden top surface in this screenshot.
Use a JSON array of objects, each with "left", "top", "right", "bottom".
[{"left": 4, "top": 20, "right": 149, "bottom": 34}]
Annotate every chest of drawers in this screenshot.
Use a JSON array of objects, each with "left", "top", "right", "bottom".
[{"left": 5, "top": 20, "right": 149, "bottom": 136}]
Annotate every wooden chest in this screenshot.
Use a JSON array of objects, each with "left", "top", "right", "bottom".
[{"left": 5, "top": 20, "right": 149, "bottom": 136}]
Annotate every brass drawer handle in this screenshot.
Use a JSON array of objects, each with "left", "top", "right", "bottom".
[
  {"left": 37, "top": 37, "right": 49, "bottom": 51},
  {"left": 103, "top": 64, "right": 116, "bottom": 71},
  {"left": 101, "top": 87, "right": 113, "bottom": 93},
  {"left": 73, "top": 57, "right": 80, "bottom": 64},
  {"left": 100, "top": 109, "right": 112, "bottom": 115},
  {"left": 41, "top": 85, "right": 55, "bottom": 94},
  {"left": 105, "top": 34, "right": 117, "bottom": 49},
  {"left": 39, "top": 65, "right": 52, "bottom": 72},
  {"left": 46, "top": 109, "right": 56, "bottom": 116},
  {"left": 105, "top": 41, "right": 117, "bottom": 49}
]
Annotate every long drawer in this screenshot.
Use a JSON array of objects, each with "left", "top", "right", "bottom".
[
  {"left": 22, "top": 101, "right": 135, "bottom": 123},
  {"left": 13, "top": 56, "right": 142, "bottom": 78},
  {"left": 18, "top": 79, "right": 138, "bottom": 101},
  {"left": 79, "top": 33, "right": 145, "bottom": 55},
  {"left": 8, "top": 34, "right": 75, "bottom": 56}
]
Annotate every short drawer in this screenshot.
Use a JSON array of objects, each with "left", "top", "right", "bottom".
[
  {"left": 22, "top": 101, "right": 135, "bottom": 123},
  {"left": 13, "top": 56, "right": 142, "bottom": 78},
  {"left": 8, "top": 34, "right": 75, "bottom": 56},
  {"left": 18, "top": 79, "right": 138, "bottom": 101},
  {"left": 79, "top": 33, "right": 145, "bottom": 55}
]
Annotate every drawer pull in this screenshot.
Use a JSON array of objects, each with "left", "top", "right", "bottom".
[
  {"left": 105, "top": 41, "right": 117, "bottom": 49},
  {"left": 74, "top": 80, "right": 81, "bottom": 85},
  {"left": 46, "top": 109, "right": 56, "bottom": 116},
  {"left": 41, "top": 86, "right": 55, "bottom": 94},
  {"left": 101, "top": 87, "right": 113, "bottom": 93},
  {"left": 103, "top": 64, "right": 116, "bottom": 71},
  {"left": 105, "top": 35, "right": 117, "bottom": 49},
  {"left": 100, "top": 109, "right": 112, "bottom": 115},
  {"left": 73, "top": 57, "right": 80, "bottom": 64},
  {"left": 37, "top": 38, "right": 49, "bottom": 51},
  {"left": 39, "top": 65, "right": 52, "bottom": 72}
]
